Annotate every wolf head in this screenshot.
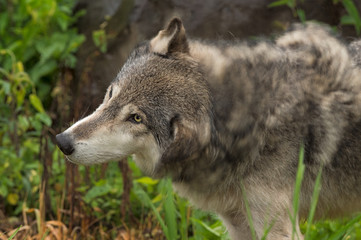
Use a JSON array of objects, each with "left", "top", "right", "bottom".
[{"left": 56, "top": 18, "right": 213, "bottom": 178}]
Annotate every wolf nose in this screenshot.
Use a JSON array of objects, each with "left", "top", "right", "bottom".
[{"left": 56, "top": 133, "right": 75, "bottom": 155}]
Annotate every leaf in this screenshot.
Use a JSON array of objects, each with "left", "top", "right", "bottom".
[
  {"left": 64, "top": 53, "right": 77, "bottom": 68},
  {"left": 29, "top": 94, "right": 45, "bottom": 113},
  {"left": 67, "top": 33, "right": 85, "bottom": 54},
  {"left": 7, "top": 193, "right": 19, "bottom": 205},
  {"left": 36, "top": 41, "right": 61, "bottom": 64},
  {"left": 0, "top": 184, "right": 8, "bottom": 197},
  {"left": 151, "top": 193, "right": 163, "bottom": 203},
  {"left": 209, "top": 220, "right": 226, "bottom": 236},
  {"left": 24, "top": 138, "right": 40, "bottom": 154},
  {"left": 297, "top": 9, "right": 306, "bottom": 23},
  {"left": 18, "top": 115, "right": 30, "bottom": 131},
  {"left": 92, "top": 29, "right": 107, "bottom": 53},
  {"left": 341, "top": 15, "right": 356, "bottom": 25},
  {"left": 14, "top": 84, "right": 26, "bottom": 107},
  {"left": 268, "top": 0, "right": 290, "bottom": 8},
  {"left": 35, "top": 32, "right": 71, "bottom": 64},
  {"left": 29, "top": 60, "right": 57, "bottom": 83},
  {"left": 136, "top": 176, "right": 159, "bottom": 185},
  {"left": 83, "top": 184, "right": 112, "bottom": 203},
  {"left": 55, "top": 10, "right": 70, "bottom": 31},
  {"left": 342, "top": 0, "right": 361, "bottom": 35},
  {"left": 191, "top": 218, "right": 222, "bottom": 239},
  {"left": 22, "top": 177, "right": 32, "bottom": 194},
  {"left": 0, "top": 12, "right": 8, "bottom": 36},
  {"left": 30, "top": 115, "right": 43, "bottom": 132},
  {"left": 16, "top": 61, "right": 24, "bottom": 72},
  {"left": 0, "top": 80, "right": 11, "bottom": 95},
  {"left": 35, "top": 112, "right": 52, "bottom": 126}
]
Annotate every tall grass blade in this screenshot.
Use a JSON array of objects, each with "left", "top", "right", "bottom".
[
  {"left": 7, "top": 226, "right": 21, "bottom": 240},
  {"left": 297, "top": 9, "right": 306, "bottom": 23},
  {"left": 304, "top": 167, "right": 323, "bottom": 240},
  {"left": 292, "top": 144, "right": 305, "bottom": 240},
  {"left": 268, "top": 0, "right": 290, "bottom": 8},
  {"left": 41, "top": 229, "right": 50, "bottom": 240},
  {"left": 191, "top": 218, "right": 222, "bottom": 239},
  {"left": 191, "top": 210, "right": 207, "bottom": 240},
  {"left": 240, "top": 182, "right": 257, "bottom": 240},
  {"left": 176, "top": 195, "right": 189, "bottom": 240},
  {"left": 342, "top": 0, "right": 361, "bottom": 35},
  {"left": 133, "top": 182, "right": 169, "bottom": 239},
  {"left": 261, "top": 220, "right": 276, "bottom": 240},
  {"left": 161, "top": 179, "right": 178, "bottom": 240}
]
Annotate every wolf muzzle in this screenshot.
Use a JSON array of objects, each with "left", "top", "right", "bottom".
[{"left": 56, "top": 132, "right": 75, "bottom": 155}]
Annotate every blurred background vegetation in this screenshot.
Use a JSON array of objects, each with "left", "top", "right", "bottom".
[{"left": 0, "top": 0, "right": 361, "bottom": 239}]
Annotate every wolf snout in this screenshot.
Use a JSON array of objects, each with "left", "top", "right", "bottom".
[{"left": 56, "top": 132, "right": 75, "bottom": 155}]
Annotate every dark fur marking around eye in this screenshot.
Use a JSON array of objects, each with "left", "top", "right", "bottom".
[{"left": 128, "top": 114, "right": 143, "bottom": 124}]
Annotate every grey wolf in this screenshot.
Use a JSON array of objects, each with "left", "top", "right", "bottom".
[{"left": 56, "top": 18, "right": 361, "bottom": 239}]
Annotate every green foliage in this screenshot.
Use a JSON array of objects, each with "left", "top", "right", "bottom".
[
  {"left": 269, "top": 0, "right": 361, "bottom": 35},
  {"left": 92, "top": 29, "right": 107, "bottom": 53},
  {"left": 339, "top": 0, "right": 361, "bottom": 35},
  {"left": 75, "top": 163, "right": 125, "bottom": 222},
  {"left": 300, "top": 214, "right": 361, "bottom": 240},
  {"left": 0, "top": 49, "right": 45, "bottom": 211},
  {"left": 0, "top": 0, "right": 85, "bottom": 100},
  {"left": 130, "top": 161, "right": 228, "bottom": 240},
  {"left": 268, "top": 0, "right": 306, "bottom": 23},
  {"left": 268, "top": 0, "right": 298, "bottom": 9},
  {"left": 7, "top": 225, "right": 21, "bottom": 240},
  {"left": 0, "top": 0, "right": 84, "bottom": 216},
  {"left": 304, "top": 166, "right": 322, "bottom": 240},
  {"left": 77, "top": 159, "right": 229, "bottom": 239}
]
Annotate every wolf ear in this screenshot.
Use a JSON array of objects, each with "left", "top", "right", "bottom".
[
  {"left": 150, "top": 18, "right": 189, "bottom": 55},
  {"left": 159, "top": 116, "right": 210, "bottom": 168}
]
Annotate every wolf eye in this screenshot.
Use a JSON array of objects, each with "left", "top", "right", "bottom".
[{"left": 130, "top": 114, "right": 142, "bottom": 124}]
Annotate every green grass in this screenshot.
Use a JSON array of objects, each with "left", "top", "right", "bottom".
[
  {"left": 7, "top": 226, "right": 21, "bottom": 240},
  {"left": 133, "top": 176, "right": 228, "bottom": 240}
]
